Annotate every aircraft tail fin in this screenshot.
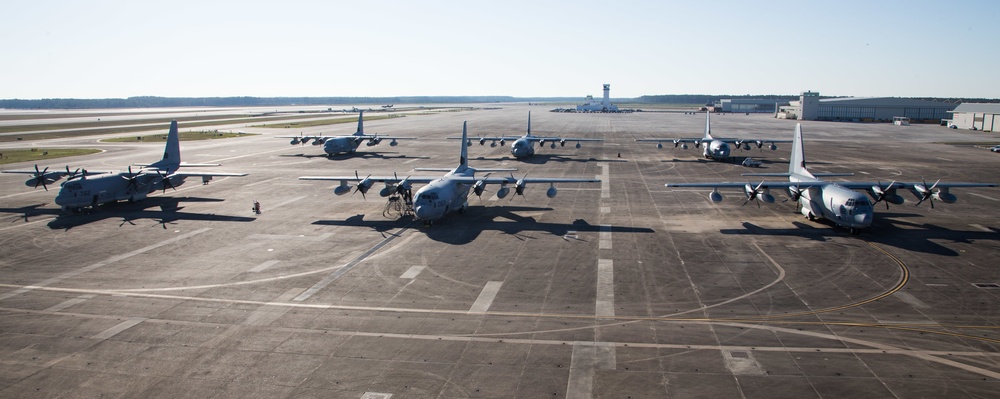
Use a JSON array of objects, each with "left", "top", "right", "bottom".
[
  {"left": 526, "top": 111, "right": 532, "bottom": 137},
  {"left": 788, "top": 123, "right": 813, "bottom": 178},
  {"left": 703, "top": 111, "right": 713, "bottom": 140},
  {"left": 354, "top": 110, "right": 365, "bottom": 136},
  {"left": 459, "top": 121, "right": 469, "bottom": 169},
  {"left": 151, "top": 120, "right": 181, "bottom": 171}
]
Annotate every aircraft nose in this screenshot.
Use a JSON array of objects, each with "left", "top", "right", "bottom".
[{"left": 413, "top": 205, "right": 434, "bottom": 221}]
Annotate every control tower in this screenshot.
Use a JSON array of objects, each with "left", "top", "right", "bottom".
[{"left": 576, "top": 83, "right": 619, "bottom": 112}]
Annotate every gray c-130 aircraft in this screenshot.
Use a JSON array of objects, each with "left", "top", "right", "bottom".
[
  {"left": 637, "top": 111, "right": 790, "bottom": 162},
  {"left": 276, "top": 110, "right": 414, "bottom": 157},
  {"left": 299, "top": 121, "right": 601, "bottom": 225},
  {"left": 663, "top": 123, "right": 997, "bottom": 235},
  {"left": 453, "top": 112, "right": 603, "bottom": 159},
  {"left": 2, "top": 121, "right": 247, "bottom": 212}
]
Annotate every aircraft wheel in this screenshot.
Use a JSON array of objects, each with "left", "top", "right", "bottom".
[
  {"left": 72, "top": 207, "right": 82, "bottom": 214},
  {"left": 806, "top": 212, "right": 815, "bottom": 221}
]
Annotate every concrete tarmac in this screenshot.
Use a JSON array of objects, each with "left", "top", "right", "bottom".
[{"left": 1, "top": 105, "right": 999, "bottom": 398}]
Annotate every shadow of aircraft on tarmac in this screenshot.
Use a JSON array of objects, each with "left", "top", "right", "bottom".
[
  {"left": 0, "top": 197, "right": 256, "bottom": 230},
  {"left": 720, "top": 212, "right": 999, "bottom": 256},
  {"left": 313, "top": 205, "right": 655, "bottom": 245}
]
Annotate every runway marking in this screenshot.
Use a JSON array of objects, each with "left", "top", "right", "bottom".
[
  {"left": 938, "top": 157, "right": 953, "bottom": 162},
  {"left": 596, "top": 259, "right": 614, "bottom": 318},
  {"left": 361, "top": 393, "right": 393, "bottom": 399},
  {"left": 248, "top": 260, "right": 280, "bottom": 273},
  {"left": 400, "top": 266, "right": 425, "bottom": 279},
  {"left": 0, "top": 191, "right": 41, "bottom": 200},
  {"left": 269, "top": 195, "right": 307, "bottom": 209},
  {"left": 243, "top": 288, "right": 301, "bottom": 326},
  {"left": 597, "top": 163, "right": 610, "bottom": 199},
  {"left": 0, "top": 216, "right": 55, "bottom": 232},
  {"left": 967, "top": 192, "right": 999, "bottom": 202},
  {"left": 45, "top": 294, "right": 95, "bottom": 312},
  {"left": 969, "top": 224, "right": 992, "bottom": 232},
  {"left": 247, "top": 232, "right": 332, "bottom": 241},
  {"left": 92, "top": 317, "right": 146, "bottom": 340},
  {"left": 599, "top": 224, "right": 611, "bottom": 250},
  {"left": 566, "top": 342, "right": 616, "bottom": 399},
  {"left": 600, "top": 207, "right": 610, "bottom": 214},
  {"left": 244, "top": 177, "right": 282, "bottom": 188},
  {"left": 0, "top": 228, "right": 211, "bottom": 302},
  {"left": 893, "top": 291, "right": 930, "bottom": 309},
  {"left": 293, "top": 227, "right": 410, "bottom": 301},
  {"left": 469, "top": 281, "right": 503, "bottom": 313}
]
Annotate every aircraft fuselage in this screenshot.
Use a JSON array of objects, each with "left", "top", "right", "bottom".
[
  {"left": 54, "top": 173, "right": 185, "bottom": 211},
  {"left": 323, "top": 137, "right": 362, "bottom": 155},
  {"left": 795, "top": 179, "right": 873, "bottom": 231},
  {"left": 510, "top": 138, "right": 534, "bottom": 158},
  {"left": 412, "top": 169, "right": 473, "bottom": 221},
  {"left": 704, "top": 140, "right": 731, "bottom": 160}
]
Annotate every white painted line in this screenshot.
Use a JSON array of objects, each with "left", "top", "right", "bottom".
[
  {"left": 969, "top": 224, "right": 992, "bottom": 232},
  {"left": 600, "top": 207, "right": 610, "bottom": 214},
  {"left": 243, "top": 288, "right": 301, "bottom": 326},
  {"left": 293, "top": 227, "right": 409, "bottom": 301},
  {"left": 0, "top": 228, "right": 211, "bottom": 301},
  {"left": 248, "top": 260, "right": 280, "bottom": 273},
  {"left": 596, "top": 259, "right": 614, "bottom": 318},
  {"left": 45, "top": 294, "right": 95, "bottom": 312},
  {"left": 92, "top": 317, "right": 146, "bottom": 340},
  {"left": 400, "top": 266, "right": 425, "bottom": 279},
  {"left": 244, "top": 177, "right": 282, "bottom": 188},
  {"left": 247, "top": 232, "right": 333, "bottom": 241},
  {"left": 270, "top": 195, "right": 307, "bottom": 209},
  {"left": 967, "top": 192, "right": 999, "bottom": 202},
  {"left": 598, "top": 162, "right": 609, "bottom": 199},
  {"left": 567, "top": 342, "right": 616, "bottom": 399},
  {"left": 938, "top": 157, "right": 953, "bottom": 162},
  {"left": 361, "top": 393, "right": 393, "bottom": 399},
  {"left": 599, "top": 225, "right": 611, "bottom": 250},
  {"left": 893, "top": 291, "right": 930, "bottom": 309},
  {"left": 0, "top": 216, "right": 54, "bottom": 232},
  {"left": 468, "top": 281, "right": 503, "bottom": 313}
]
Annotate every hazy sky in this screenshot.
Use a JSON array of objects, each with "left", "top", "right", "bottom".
[{"left": 2, "top": 0, "right": 997, "bottom": 99}]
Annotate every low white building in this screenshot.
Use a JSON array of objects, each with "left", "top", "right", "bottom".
[{"left": 947, "top": 103, "right": 1000, "bottom": 132}]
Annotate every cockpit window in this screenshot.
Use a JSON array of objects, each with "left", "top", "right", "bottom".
[
  {"left": 418, "top": 192, "right": 438, "bottom": 201},
  {"left": 64, "top": 182, "right": 82, "bottom": 190}
]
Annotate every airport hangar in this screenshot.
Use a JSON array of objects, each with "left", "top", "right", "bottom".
[
  {"left": 947, "top": 102, "right": 1000, "bottom": 132},
  {"left": 776, "top": 91, "right": 958, "bottom": 123}
]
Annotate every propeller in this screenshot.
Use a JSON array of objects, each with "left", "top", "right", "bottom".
[
  {"left": 157, "top": 170, "right": 176, "bottom": 193},
  {"left": 353, "top": 170, "right": 372, "bottom": 200},
  {"left": 473, "top": 172, "right": 492, "bottom": 198},
  {"left": 784, "top": 183, "right": 803, "bottom": 202},
  {"left": 394, "top": 172, "right": 412, "bottom": 196},
  {"left": 914, "top": 178, "right": 940, "bottom": 209},
  {"left": 65, "top": 166, "right": 82, "bottom": 180},
  {"left": 512, "top": 173, "right": 528, "bottom": 200},
  {"left": 871, "top": 179, "right": 896, "bottom": 210},
  {"left": 742, "top": 180, "right": 766, "bottom": 208},
  {"left": 121, "top": 166, "right": 142, "bottom": 193},
  {"left": 32, "top": 165, "right": 50, "bottom": 190}
]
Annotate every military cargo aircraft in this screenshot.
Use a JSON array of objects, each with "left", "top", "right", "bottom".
[
  {"left": 637, "top": 111, "right": 789, "bottom": 162},
  {"left": 300, "top": 121, "right": 601, "bottom": 225},
  {"left": 663, "top": 123, "right": 997, "bottom": 235},
  {"left": 277, "top": 111, "right": 414, "bottom": 156},
  {"left": 455, "top": 112, "right": 602, "bottom": 159},
  {"left": 2, "top": 121, "right": 247, "bottom": 212}
]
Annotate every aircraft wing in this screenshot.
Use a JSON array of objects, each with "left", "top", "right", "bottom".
[
  {"left": 275, "top": 135, "right": 334, "bottom": 140},
  {"left": 636, "top": 138, "right": 702, "bottom": 143},
  {"left": 451, "top": 176, "right": 601, "bottom": 184},
  {"left": 522, "top": 136, "right": 603, "bottom": 143},
  {"left": 354, "top": 134, "right": 416, "bottom": 140},
  {"left": 167, "top": 171, "right": 248, "bottom": 178},
  {"left": 834, "top": 181, "right": 998, "bottom": 190},
  {"left": 665, "top": 181, "right": 826, "bottom": 189},
  {"left": 298, "top": 175, "right": 438, "bottom": 184}
]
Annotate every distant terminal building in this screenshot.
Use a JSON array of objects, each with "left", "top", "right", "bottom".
[
  {"left": 777, "top": 91, "right": 957, "bottom": 123},
  {"left": 947, "top": 103, "right": 1000, "bottom": 132},
  {"left": 576, "top": 84, "right": 620, "bottom": 112},
  {"left": 715, "top": 98, "right": 790, "bottom": 113}
]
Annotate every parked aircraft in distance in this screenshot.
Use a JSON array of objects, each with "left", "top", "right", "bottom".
[
  {"left": 454, "top": 112, "right": 603, "bottom": 159},
  {"left": 277, "top": 110, "right": 414, "bottom": 156},
  {"left": 381, "top": 104, "right": 393, "bottom": 109},
  {"left": 663, "top": 123, "right": 997, "bottom": 235},
  {"left": 300, "top": 121, "right": 601, "bottom": 225},
  {"left": 2, "top": 121, "right": 247, "bottom": 213},
  {"left": 637, "top": 111, "right": 790, "bottom": 162}
]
